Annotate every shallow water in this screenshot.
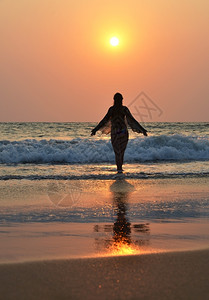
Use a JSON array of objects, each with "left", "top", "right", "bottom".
[
  {"left": 0, "top": 178, "right": 209, "bottom": 262},
  {"left": 0, "top": 122, "right": 209, "bottom": 262}
]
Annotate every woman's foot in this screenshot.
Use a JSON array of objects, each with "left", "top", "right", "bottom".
[{"left": 117, "top": 169, "right": 123, "bottom": 174}]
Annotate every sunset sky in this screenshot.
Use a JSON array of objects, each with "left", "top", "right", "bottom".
[{"left": 0, "top": 0, "right": 208, "bottom": 122}]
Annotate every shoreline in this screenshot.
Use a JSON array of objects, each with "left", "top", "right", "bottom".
[
  {"left": 1, "top": 249, "right": 209, "bottom": 299},
  {"left": 0, "top": 245, "right": 209, "bottom": 265},
  {"left": 1, "top": 220, "right": 209, "bottom": 264}
]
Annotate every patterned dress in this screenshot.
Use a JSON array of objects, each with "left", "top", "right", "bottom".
[{"left": 92, "top": 106, "right": 147, "bottom": 170}]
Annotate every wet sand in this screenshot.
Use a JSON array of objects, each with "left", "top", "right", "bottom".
[
  {"left": 0, "top": 249, "right": 209, "bottom": 300},
  {"left": 1, "top": 221, "right": 209, "bottom": 263}
]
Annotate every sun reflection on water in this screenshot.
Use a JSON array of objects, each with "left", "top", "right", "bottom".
[{"left": 108, "top": 242, "right": 139, "bottom": 256}]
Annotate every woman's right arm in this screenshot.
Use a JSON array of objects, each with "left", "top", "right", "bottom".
[
  {"left": 124, "top": 106, "right": 148, "bottom": 136},
  {"left": 91, "top": 107, "right": 112, "bottom": 136}
]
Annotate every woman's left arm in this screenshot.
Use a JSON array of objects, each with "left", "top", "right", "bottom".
[{"left": 91, "top": 107, "right": 112, "bottom": 136}]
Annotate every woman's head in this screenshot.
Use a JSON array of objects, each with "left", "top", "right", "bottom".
[{"left": 113, "top": 93, "right": 123, "bottom": 107}]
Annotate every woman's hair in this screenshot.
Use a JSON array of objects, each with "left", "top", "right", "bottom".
[{"left": 113, "top": 93, "right": 123, "bottom": 107}]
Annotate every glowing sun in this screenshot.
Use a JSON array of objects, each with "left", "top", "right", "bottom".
[{"left": 110, "top": 37, "right": 119, "bottom": 46}]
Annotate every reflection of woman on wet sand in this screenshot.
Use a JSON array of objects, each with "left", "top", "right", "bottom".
[
  {"left": 110, "top": 179, "right": 134, "bottom": 246},
  {"left": 94, "top": 179, "right": 150, "bottom": 253},
  {"left": 111, "top": 180, "right": 150, "bottom": 250},
  {"left": 91, "top": 93, "right": 148, "bottom": 173}
]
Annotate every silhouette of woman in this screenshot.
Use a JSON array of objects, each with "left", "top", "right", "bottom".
[{"left": 91, "top": 93, "right": 148, "bottom": 173}]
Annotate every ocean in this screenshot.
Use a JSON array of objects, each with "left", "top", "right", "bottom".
[
  {"left": 0, "top": 122, "right": 209, "bottom": 179},
  {"left": 0, "top": 122, "right": 209, "bottom": 261}
]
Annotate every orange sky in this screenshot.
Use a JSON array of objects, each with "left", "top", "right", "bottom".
[{"left": 0, "top": 0, "right": 209, "bottom": 122}]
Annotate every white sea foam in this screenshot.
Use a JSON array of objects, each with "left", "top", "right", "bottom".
[{"left": 0, "top": 135, "right": 209, "bottom": 164}]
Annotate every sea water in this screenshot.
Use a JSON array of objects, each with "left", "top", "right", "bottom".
[
  {"left": 0, "top": 122, "right": 209, "bottom": 261},
  {"left": 0, "top": 122, "right": 209, "bottom": 179}
]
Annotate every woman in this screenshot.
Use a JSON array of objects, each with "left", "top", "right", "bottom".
[{"left": 91, "top": 93, "right": 148, "bottom": 173}]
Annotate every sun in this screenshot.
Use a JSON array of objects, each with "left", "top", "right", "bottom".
[{"left": 110, "top": 37, "right": 119, "bottom": 47}]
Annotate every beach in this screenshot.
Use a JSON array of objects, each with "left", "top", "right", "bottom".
[
  {"left": 0, "top": 122, "right": 209, "bottom": 299},
  {"left": 1, "top": 177, "right": 209, "bottom": 263},
  {"left": 1, "top": 249, "right": 209, "bottom": 300},
  {"left": 0, "top": 177, "right": 209, "bottom": 299}
]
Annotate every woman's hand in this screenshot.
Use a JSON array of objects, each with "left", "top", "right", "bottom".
[{"left": 91, "top": 129, "right": 96, "bottom": 136}]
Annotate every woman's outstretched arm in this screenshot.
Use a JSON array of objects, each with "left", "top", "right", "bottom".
[
  {"left": 91, "top": 107, "right": 112, "bottom": 136},
  {"left": 124, "top": 106, "right": 148, "bottom": 136}
]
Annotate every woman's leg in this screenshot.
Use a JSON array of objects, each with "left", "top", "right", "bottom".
[
  {"left": 115, "top": 152, "right": 124, "bottom": 171},
  {"left": 111, "top": 131, "right": 128, "bottom": 171}
]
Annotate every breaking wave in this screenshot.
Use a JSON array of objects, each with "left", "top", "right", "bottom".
[{"left": 0, "top": 135, "right": 209, "bottom": 164}]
